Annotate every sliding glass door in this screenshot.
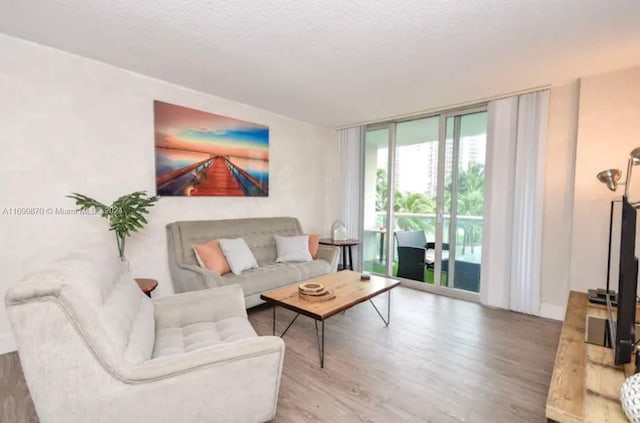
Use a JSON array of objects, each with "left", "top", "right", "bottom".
[
  {"left": 361, "top": 107, "right": 487, "bottom": 298},
  {"left": 440, "top": 111, "right": 487, "bottom": 292},
  {"left": 393, "top": 116, "right": 440, "bottom": 282}
]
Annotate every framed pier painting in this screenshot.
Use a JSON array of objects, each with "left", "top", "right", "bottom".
[{"left": 153, "top": 100, "right": 269, "bottom": 197}]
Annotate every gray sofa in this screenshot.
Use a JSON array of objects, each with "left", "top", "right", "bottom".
[
  {"left": 167, "top": 217, "right": 340, "bottom": 307},
  {"left": 6, "top": 253, "right": 285, "bottom": 423}
]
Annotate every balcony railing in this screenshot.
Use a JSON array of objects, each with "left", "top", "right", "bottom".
[
  {"left": 371, "top": 211, "right": 483, "bottom": 259},
  {"left": 363, "top": 211, "right": 483, "bottom": 292}
]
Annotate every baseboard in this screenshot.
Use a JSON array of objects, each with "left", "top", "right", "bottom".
[
  {"left": 539, "top": 302, "right": 566, "bottom": 321},
  {"left": 0, "top": 332, "right": 16, "bottom": 355},
  {"left": 399, "top": 278, "right": 480, "bottom": 303}
]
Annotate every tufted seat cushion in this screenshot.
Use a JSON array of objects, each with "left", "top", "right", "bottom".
[
  {"left": 152, "top": 317, "right": 257, "bottom": 359},
  {"left": 217, "top": 260, "right": 331, "bottom": 296}
]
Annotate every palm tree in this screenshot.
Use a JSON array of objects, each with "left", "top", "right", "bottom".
[
  {"left": 376, "top": 169, "right": 437, "bottom": 232},
  {"left": 375, "top": 164, "right": 485, "bottom": 253},
  {"left": 395, "top": 192, "right": 436, "bottom": 214},
  {"left": 444, "top": 163, "right": 485, "bottom": 252},
  {"left": 444, "top": 163, "right": 484, "bottom": 214}
]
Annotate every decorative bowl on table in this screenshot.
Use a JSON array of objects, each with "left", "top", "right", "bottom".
[
  {"left": 298, "top": 282, "right": 335, "bottom": 302},
  {"left": 298, "top": 282, "right": 325, "bottom": 295}
]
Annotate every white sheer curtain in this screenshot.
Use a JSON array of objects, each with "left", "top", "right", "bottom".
[
  {"left": 338, "top": 126, "right": 364, "bottom": 271},
  {"left": 481, "top": 90, "right": 549, "bottom": 315}
]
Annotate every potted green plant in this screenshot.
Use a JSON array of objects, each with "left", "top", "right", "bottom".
[{"left": 67, "top": 191, "right": 159, "bottom": 260}]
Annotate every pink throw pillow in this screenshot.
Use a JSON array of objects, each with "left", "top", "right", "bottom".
[{"left": 192, "top": 239, "right": 231, "bottom": 275}]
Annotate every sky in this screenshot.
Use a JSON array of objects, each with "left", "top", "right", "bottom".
[{"left": 154, "top": 101, "right": 269, "bottom": 165}]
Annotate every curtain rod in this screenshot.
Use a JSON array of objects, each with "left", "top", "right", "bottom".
[{"left": 336, "top": 84, "right": 551, "bottom": 130}]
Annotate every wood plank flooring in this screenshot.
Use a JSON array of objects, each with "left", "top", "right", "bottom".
[
  {"left": 0, "top": 351, "right": 37, "bottom": 422},
  {"left": 0, "top": 287, "right": 561, "bottom": 422}
]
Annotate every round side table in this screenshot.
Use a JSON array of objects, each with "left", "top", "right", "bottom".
[
  {"left": 318, "top": 239, "right": 359, "bottom": 271},
  {"left": 135, "top": 278, "right": 158, "bottom": 298}
]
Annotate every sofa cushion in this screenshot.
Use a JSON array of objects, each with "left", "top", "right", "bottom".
[
  {"left": 274, "top": 235, "right": 312, "bottom": 263},
  {"left": 192, "top": 239, "right": 231, "bottom": 275},
  {"left": 219, "top": 238, "right": 259, "bottom": 275},
  {"left": 307, "top": 234, "right": 320, "bottom": 259},
  {"left": 217, "top": 260, "right": 331, "bottom": 296},
  {"left": 30, "top": 253, "right": 156, "bottom": 365},
  {"left": 152, "top": 317, "right": 257, "bottom": 359},
  {"left": 169, "top": 217, "right": 303, "bottom": 267},
  {"left": 99, "top": 272, "right": 156, "bottom": 365}
]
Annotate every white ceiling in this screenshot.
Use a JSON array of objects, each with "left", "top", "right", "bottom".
[{"left": 1, "top": 0, "right": 639, "bottom": 127}]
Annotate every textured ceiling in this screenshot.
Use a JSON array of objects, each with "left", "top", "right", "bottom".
[{"left": 1, "top": 0, "right": 640, "bottom": 127}]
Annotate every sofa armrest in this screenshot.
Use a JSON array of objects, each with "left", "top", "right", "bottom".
[
  {"left": 317, "top": 245, "right": 340, "bottom": 272},
  {"left": 153, "top": 285, "right": 246, "bottom": 329},
  {"left": 172, "top": 263, "right": 224, "bottom": 293},
  {"left": 126, "top": 336, "right": 284, "bottom": 382}
]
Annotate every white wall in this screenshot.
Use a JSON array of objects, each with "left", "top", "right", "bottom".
[
  {"left": 569, "top": 66, "right": 640, "bottom": 294},
  {"left": 539, "top": 80, "right": 580, "bottom": 320},
  {"left": 0, "top": 34, "right": 340, "bottom": 351},
  {"left": 538, "top": 67, "right": 640, "bottom": 320}
]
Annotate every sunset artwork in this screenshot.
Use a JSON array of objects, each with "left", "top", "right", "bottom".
[{"left": 154, "top": 101, "right": 269, "bottom": 197}]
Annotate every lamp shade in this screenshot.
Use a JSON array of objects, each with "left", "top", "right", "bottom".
[
  {"left": 597, "top": 169, "right": 622, "bottom": 191},
  {"left": 630, "top": 147, "right": 640, "bottom": 163}
]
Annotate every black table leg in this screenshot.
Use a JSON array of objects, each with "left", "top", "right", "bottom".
[
  {"left": 369, "top": 289, "right": 392, "bottom": 326},
  {"left": 272, "top": 305, "right": 276, "bottom": 336},
  {"left": 279, "top": 313, "right": 300, "bottom": 338},
  {"left": 314, "top": 320, "right": 325, "bottom": 368},
  {"left": 272, "top": 307, "right": 300, "bottom": 338},
  {"left": 348, "top": 245, "right": 353, "bottom": 270},
  {"left": 341, "top": 246, "right": 347, "bottom": 271}
]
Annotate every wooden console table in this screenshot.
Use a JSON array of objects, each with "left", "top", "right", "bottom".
[{"left": 546, "top": 291, "right": 634, "bottom": 422}]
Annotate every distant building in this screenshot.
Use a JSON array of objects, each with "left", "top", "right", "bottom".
[{"left": 393, "top": 135, "right": 486, "bottom": 196}]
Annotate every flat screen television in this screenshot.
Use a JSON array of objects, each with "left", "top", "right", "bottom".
[{"left": 611, "top": 195, "right": 639, "bottom": 365}]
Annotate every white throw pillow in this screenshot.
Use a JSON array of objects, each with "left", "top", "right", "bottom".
[
  {"left": 218, "top": 238, "right": 259, "bottom": 275},
  {"left": 274, "top": 235, "right": 312, "bottom": 263}
]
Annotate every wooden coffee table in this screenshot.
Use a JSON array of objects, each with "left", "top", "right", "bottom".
[{"left": 260, "top": 270, "right": 400, "bottom": 368}]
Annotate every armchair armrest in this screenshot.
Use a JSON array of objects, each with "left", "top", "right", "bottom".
[
  {"left": 153, "top": 284, "right": 246, "bottom": 329},
  {"left": 173, "top": 263, "right": 224, "bottom": 292},
  {"left": 126, "top": 336, "right": 285, "bottom": 382},
  {"left": 317, "top": 245, "right": 340, "bottom": 272}
]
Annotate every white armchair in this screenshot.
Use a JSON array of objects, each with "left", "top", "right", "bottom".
[{"left": 5, "top": 253, "right": 285, "bottom": 423}]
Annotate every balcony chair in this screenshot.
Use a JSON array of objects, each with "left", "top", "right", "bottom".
[
  {"left": 394, "top": 231, "right": 451, "bottom": 281},
  {"left": 5, "top": 253, "right": 285, "bottom": 423},
  {"left": 451, "top": 259, "right": 481, "bottom": 292}
]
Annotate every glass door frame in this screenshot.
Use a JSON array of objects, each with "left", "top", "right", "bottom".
[
  {"left": 363, "top": 121, "right": 397, "bottom": 277},
  {"left": 361, "top": 104, "right": 487, "bottom": 302}
]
